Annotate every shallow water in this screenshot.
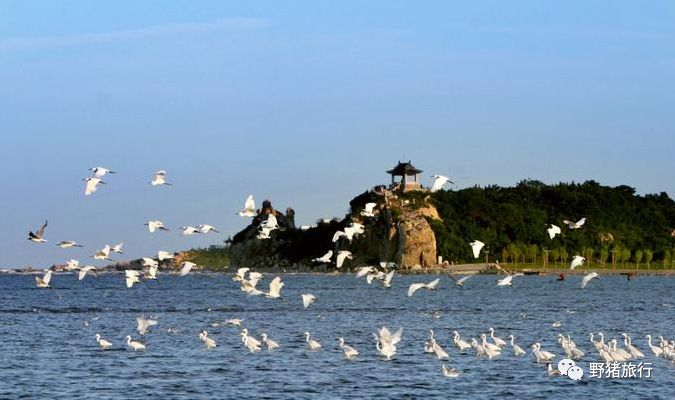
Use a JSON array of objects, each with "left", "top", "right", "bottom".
[{"left": 0, "top": 273, "right": 673, "bottom": 399}]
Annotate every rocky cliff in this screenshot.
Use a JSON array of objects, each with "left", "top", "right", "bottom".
[{"left": 228, "top": 188, "right": 440, "bottom": 270}]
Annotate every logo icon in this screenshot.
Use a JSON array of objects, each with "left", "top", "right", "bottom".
[{"left": 558, "top": 358, "right": 584, "bottom": 381}]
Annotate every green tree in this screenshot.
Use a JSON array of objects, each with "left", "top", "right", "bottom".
[
  {"left": 664, "top": 249, "right": 672, "bottom": 270},
  {"left": 583, "top": 247, "right": 595, "bottom": 267},
  {"left": 634, "top": 250, "right": 643, "bottom": 269},
  {"left": 527, "top": 244, "right": 539, "bottom": 264},
  {"left": 560, "top": 248, "right": 569, "bottom": 266},
  {"left": 551, "top": 248, "right": 561, "bottom": 266},
  {"left": 644, "top": 249, "right": 653, "bottom": 269},
  {"left": 599, "top": 247, "right": 609, "bottom": 268},
  {"left": 622, "top": 248, "right": 631, "bottom": 268},
  {"left": 500, "top": 247, "right": 509, "bottom": 264}
]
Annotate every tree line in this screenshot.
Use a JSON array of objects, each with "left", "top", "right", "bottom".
[{"left": 429, "top": 180, "right": 675, "bottom": 268}]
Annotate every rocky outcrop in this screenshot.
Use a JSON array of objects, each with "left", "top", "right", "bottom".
[{"left": 228, "top": 190, "right": 440, "bottom": 270}]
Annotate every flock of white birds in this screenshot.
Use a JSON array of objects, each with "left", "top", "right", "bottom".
[{"left": 23, "top": 167, "right": 675, "bottom": 379}]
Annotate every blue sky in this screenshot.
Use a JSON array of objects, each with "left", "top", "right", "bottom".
[{"left": 1, "top": 1, "right": 674, "bottom": 268}]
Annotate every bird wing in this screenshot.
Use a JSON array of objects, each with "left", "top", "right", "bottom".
[
  {"left": 244, "top": 195, "right": 255, "bottom": 211},
  {"left": 158, "top": 251, "right": 173, "bottom": 260},
  {"left": 36, "top": 220, "right": 48, "bottom": 237},
  {"left": 576, "top": 218, "right": 586, "bottom": 227},
  {"left": 383, "top": 270, "right": 395, "bottom": 285},
  {"left": 470, "top": 241, "right": 484, "bottom": 259},
  {"left": 112, "top": 243, "right": 124, "bottom": 253},
  {"left": 355, "top": 266, "right": 372, "bottom": 278},
  {"left": 426, "top": 278, "right": 440, "bottom": 290},
  {"left": 364, "top": 203, "right": 376, "bottom": 213},
  {"left": 43, "top": 270, "right": 52, "bottom": 285},
  {"left": 408, "top": 283, "right": 425, "bottom": 297},
  {"left": 236, "top": 267, "right": 250, "bottom": 279},
  {"left": 456, "top": 274, "right": 474, "bottom": 285},
  {"left": 268, "top": 276, "right": 283, "bottom": 297},
  {"left": 430, "top": 176, "right": 448, "bottom": 192},
  {"left": 336, "top": 251, "right": 351, "bottom": 268},
  {"left": 180, "top": 262, "right": 194, "bottom": 276},
  {"left": 332, "top": 231, "right": 346, "bottom": 242},
  {"left": 85, "top": 178, "right": 100, "bottom": 195},
  {"left": 302, "top": 294, "right": 315, "bottom": 308}
]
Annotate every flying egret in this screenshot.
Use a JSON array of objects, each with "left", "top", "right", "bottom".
[
  {"left": 581, "top": 272, "right": 599, "bottom": 288},
  {"left": 145, "top": 265, "right": 158, "bottom": 280},
  {"left": 304, "top": 332, "right": 322, "bottom": 350},
  {"left": 179, "top": 262, "right": 195, "bottom": 276},
  {"left": 266, "top": 276, "right": 284, "bottom": 298},
  {"left": 180, "top": 226, "right": 201, "bottom": 236},
  {"left": 56, "top": 241, "right": 83, "bottom": 248},
  {"left": 145, "top": 220, "right": 169, "bottom": 233},
  {"left": 28, "top": 220, "right": 48, "bottom": 243},
  {"left": 547, "top": 224, "right": 562, "bottom": 239},
  {"left": 111, "top": 243, "right": 124, "bottom": 254},
  {"left": 95, "top": 334, "right": 113, "bottom": 349},
  {"left": 157, "top": 251, "right": 173, "bottom": 261},
  {"left": 374, "top": 327, "right": 402, "bottom": 360},
  {"left": 447, "top": 273, "right": 474, "bottom": 287},
  {"left": 338, "top": 338, "right": 359, "bottom": 359},
  {"left": 563, "top": 218, "right": 586, "bottom": 229},
  {"left": 469, "top": 240, "right": 484, "bottom": 259},
  {"left": 257, "top": 226, "right": 274, "bottom": 240},
  {"left": 141, "top": 257, "right": 159, "bottom": 268},
  {"left": 35, "top": 270, "right": 52, "bottom": 288},
  {"left": 125, "top": 336, "right": 146, "bottom": 351},
  {"left": 94, "top": 245, "right": 112, "bottom": 261},
  {"left": 301, "top": 293, "right": 316, "bottom": 309},
  {"left": 313, "top": 251, "right": 334, "bottom": 264},
  {"left": 78, "top": 266, "right": 96, "bottom": 281},
  {"left": 232, "top": 267, "right": 250, "bottom": 282},
  {"left": 64, "top": 259, "right": 80, "bottom": 271},
  {"left": 198, "top": 224, "right": 219, "bottom": 234},
  {"left": 238, "top": 195, "right": 256, "bottom": 217},
  {"left": 360, "top": 203, "right": 377, "bottom": 217},
  {"left": 570, "top": 255, "right": 585, "bottom": 270},
  {"left": 150, "top": 170, "right": 171, "bottom": 186},
  {"left": 136, "top": 315, "right": 158, "bottom": 335},
  {"left": 407, "top": 278, "right": 440, "bottom": 297},
  {"left": 430, "top": 175, "right": 452, "bottom": 192},
  {"left": 84, "top": 177, "right": 106, "bottom": 196},
  {"left": 336, "top": 251, "right": 353, "bottom": 269},
  {"left": 125, "top": 270, "right": 140, "bottom": 288},
  {"left": 355, "top": 265, "right": 373, "bottom": 278},
  {"left": 89, "top": 167, "right": 116, "bottom": 178}
]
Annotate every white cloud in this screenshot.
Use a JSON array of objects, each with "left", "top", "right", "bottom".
[{"left": 0, "top": 18, "right": 269, "bottom": 50}]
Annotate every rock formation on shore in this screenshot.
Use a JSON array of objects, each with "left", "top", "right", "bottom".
[{"left": 228, "top": 188, "right": 440, "bottom": 270}]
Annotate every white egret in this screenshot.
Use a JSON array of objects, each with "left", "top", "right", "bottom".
[
  {"left": 570, "top": 255, "right": 585, "bottom": 270},
  {"left": 125, "top": 270, "right": 140, "bottom": 288},
  {"left": 453, "top": 331, "right": 472, "bottom": 351},
  {"left": 84, "top": 177, "right": 106, "bottom": 196},
  {"left": 150, "top": 170, "right": 171, "bottom": 186},
  {"left": 180, "top": 226, "right": 201, "bottom": 236},
  {"left": 111, "top": 243, "right": 124, "bottom": 254},
  {"left": 35, "top": 270, "right": 52, "bottom": 288},
  {"left": 442, "top": 364, "right": 461, "bottom": 377},
  {"left": 136, "top": 315, "right": 158, "bottom": 335},
  {"left": 89, "top": 167, "right": 116, "bottom": 178},
  {"left": 448, "top": 273, "right": 474, "bottom": 287},
  {"left": 547, "top": 224, "right": 562, "bottom": 239},
  {"left": 355, "top": 266, "right": 373, "bottom": 279},
  {"left": 94, "top": 245, "right": 112, "bottom": 261},
  {"left": 157, "top": 251, "right": 173, "bottom": 261},
  {"left": 125, "top": 336, "right": 146, "bottom": 351},
  {"left": 179, "top": 262, "right": 195, "bottom": 276},
  {"left": 145, "top": 220, "right": 169, "bottom": 233},
  {"left": 95, "top": 333, "right": 113, "bottom": 349},
  {"left": 266, "top": 276, "right": 284, "bottom": 298},
  {"left": 338, "top": 338, "right": 359, "bottom": 359},
  {"left": 198, "top": 224, "right": 219, "bottom": 234},
  {"left": 56, "top": 241, "right": 83, "bottom": 248},
  {"left": 469, "top": 240, "right": 484, "bottom": 259},
  {"left": 407, "top": 278, "right": 440, "bottom": 297},
  {"left": 430, "top": 175, "right": 452, "bottom": 192},
  {"left": 28, "top": 220, "right": 48, "bottom": 243},
  {"left": 581, "top": 272, "right": 599, "bottom": 289},
  {"left": 360, "top": 203, "right": 377, "bottom": 217},
  {"left": 232, "top": 267, "right": 250, "bottom": 282},
  {"left": 78, "top": 266, "right": 96, "bottom": 281},
  {"left": 509, "top": 335, "right": 526, "bottom": 357},
  {"left": 261, "top": 333, "right": 280, "bottom": 351},
  {"left": 141, "top": 257, "right": 159, "bottom": 268},
  {"left": 198, "top": 331, "right": 217, "bottom": 349},
  {"left": 301, "top": 293, "right": 316, "bottom": 309},
  {"left": 563, "top": 218, "right": 586, "bottom": 229},
  {"left": 238, "top": 195, "right": 256, "bottom": 217},
  {"left": 336, "top": 251, "right": 353, "bottom": 269},
  {"left": 64, "top": 259, "right": 80, "bottom": 271},
  {"left": 304, "top": 332, "right": 322, "bottom": 350},
  {"left": 488, "top": 328, "right": 507, "bottom": 347}
]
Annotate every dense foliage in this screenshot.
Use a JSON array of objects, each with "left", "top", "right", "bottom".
[{"left": 430, "top": 180, "right": 675, "bottom": 266}]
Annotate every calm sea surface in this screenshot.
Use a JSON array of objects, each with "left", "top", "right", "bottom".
[{"left": 0, "top": 273, "right": 673, "bottom": 399}]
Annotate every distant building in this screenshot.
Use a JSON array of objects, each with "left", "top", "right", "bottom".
[{"left": 387, "top": 161, "right": 423, "bottom": 192}]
